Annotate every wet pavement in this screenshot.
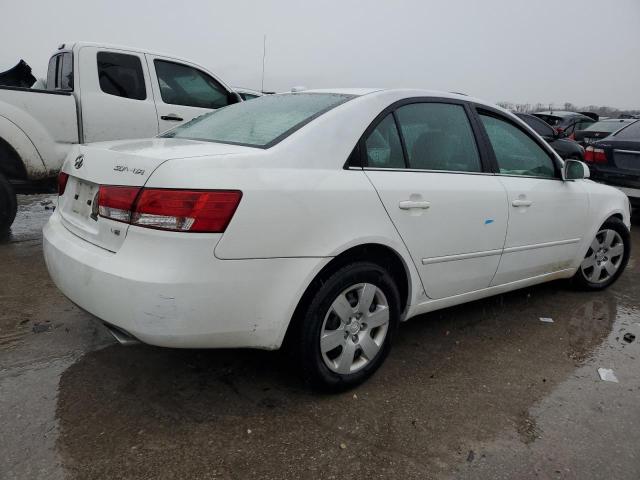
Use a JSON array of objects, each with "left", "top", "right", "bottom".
[{"left": 1, "top": 194, "right": 639, "bottom": 479}]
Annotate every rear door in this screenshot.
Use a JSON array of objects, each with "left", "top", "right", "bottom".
[
  {"left": 78, "top": 46, "right": 159, "bottom": 142},
  {"left": 146, "top": 56, "right": 234, "bottom": 133},
  {"left": 475, "top": 109, "right": 589, "bottom": 285},
  {"left": 363, "top": 99, "right": 508, "bottom": 299}
]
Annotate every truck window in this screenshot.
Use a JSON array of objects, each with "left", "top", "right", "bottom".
[
  {"left": 154, "top": 60, "right": 229, "bottom": 109},
  {"left": 46, "top": 53, "right": 73, "bottom": 91},
  {"left": 97, "top": 52, "right": 146, "bottom": 100}
]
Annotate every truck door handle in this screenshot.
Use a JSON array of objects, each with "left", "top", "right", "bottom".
[
  {"left": 512, "top": 199, "right": 533, "bottom": 207},
  {"left": 161, "top": 114, "right": 183, "bottom": 121},
  {"left": 399, "top": 200, "right": 431, "bottom": 210}
]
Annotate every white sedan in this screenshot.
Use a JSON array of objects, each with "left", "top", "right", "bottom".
[{"left": 43, "top": 89, "right": 632, "bottom": 390}]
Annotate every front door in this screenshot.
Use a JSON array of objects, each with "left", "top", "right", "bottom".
[
  {"left": 364, "top": 101, "right": 508, "bottom": 299},
  {"left": 146, "top": 55, "right": 233, "bottom": 134},
  {"left": 476, "top": 111, "right": 589, "bottom": 286}
]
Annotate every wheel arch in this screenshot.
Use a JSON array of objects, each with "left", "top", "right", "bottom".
[
  {"left": 281, "top": 242, "right": 414, "bottom": 349},
  {"left": 0, "top": 115, "right": 46, "bottom": 180}
]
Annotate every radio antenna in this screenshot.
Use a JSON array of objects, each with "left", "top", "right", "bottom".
[{"left": 261, "top": 34, "right": 267, "bottom": 93}]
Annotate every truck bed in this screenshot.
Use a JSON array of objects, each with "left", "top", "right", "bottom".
[{"left": 0, "top": 85, "right": 78, "bottom": 179}]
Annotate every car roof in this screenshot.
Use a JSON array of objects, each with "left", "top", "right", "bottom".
[{"left": 302, "top": 88, "right": 487, "bottom": 104}]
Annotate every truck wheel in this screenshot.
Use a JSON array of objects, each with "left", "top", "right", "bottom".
[{"left": 0, "top": 173, "right": 17, "bottom": 234}]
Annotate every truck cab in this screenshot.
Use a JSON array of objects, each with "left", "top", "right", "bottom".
[{"left": 0, "top": 42, "right": 241, "bottom": 232}]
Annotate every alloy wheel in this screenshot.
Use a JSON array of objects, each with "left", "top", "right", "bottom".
[
  {"left": 320, "top": 283, "right": 390, "bottom": 374},
  {"left": 581, "top": 229, "right": 625, "bottom": 284}
]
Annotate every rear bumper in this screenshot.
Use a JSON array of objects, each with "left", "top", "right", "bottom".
[{"left": 43, "top": 211, "right": 327, "bottom": 349}]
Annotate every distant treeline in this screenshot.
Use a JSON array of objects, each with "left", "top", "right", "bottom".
[{"left": 496, "top": 101, "right": 640, "bottom": 117}]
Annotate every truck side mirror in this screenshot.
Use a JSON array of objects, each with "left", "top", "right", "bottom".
[{"left": 564, "top": 159, "right": 590, "bottom": 181}]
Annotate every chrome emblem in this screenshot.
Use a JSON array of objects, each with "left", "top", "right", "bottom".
[{"left": 74, "top": 154, "right": 84, "bottom": 169}]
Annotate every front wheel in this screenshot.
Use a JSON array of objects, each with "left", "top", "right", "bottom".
[
  {"left": 0, "top": 173, "right": 17, "bottom": 234},
  {"left": 292, "top": 261, "right": 401, "bottom": 391},
  {"left": 572, "top": 218, "right": 630, "bottom": 290}
]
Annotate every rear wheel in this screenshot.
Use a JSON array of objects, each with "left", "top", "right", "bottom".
[
  {"left": 572, "top": 218, "right": 630, "bottom": 290},
  {"left": 291, "top": 261, "right": 400, "bottom": 391},
  {"left": 0, "top": 173, "right": 17, "bottom": 234}
]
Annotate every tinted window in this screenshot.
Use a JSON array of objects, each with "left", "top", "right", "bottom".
[
  {"left": 60, "top": 52, "right": 73, "bottom": 90},
  {"left": 613, "top": 120, "right": 640, "bottom": 139},
  {"left": 97, "top": 52, "right": 146, "bottom": 100},
  {"left": 533, "top": 114, "right": 562, "bottom": 127},
  {"left": 480, "top": 113, "right": 556, "bottom": 178},
  {"left": 575, "top": 120, "right": 594, "bottom": 131},
  {"left": 155, "top": 60, "right": 229, "bottom": 109},
  {"left": 395, "top": 103, "right": 481, "bottom": 172},
  {"left": 519, "top": 115, "right": 554, "bottom": 137},
  {"left": 46, "top": 55, "right": 59, "bottom": 89},
  {"left": 364, "top": 114, "right": 405, "bottom": 168},
  {"left": 163, "top": 93, "right": 353, "bottom": 148},
  {"left": 239, "top": 92, "right": 259, "bottom": 100}
]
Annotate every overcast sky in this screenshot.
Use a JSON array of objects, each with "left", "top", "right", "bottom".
[{"left": 1, "top": 0, "right": 639, "bottom": 109}]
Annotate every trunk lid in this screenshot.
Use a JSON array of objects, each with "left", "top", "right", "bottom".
[{"left": 58, "top": 138, "right": 252, "bottom": 251}]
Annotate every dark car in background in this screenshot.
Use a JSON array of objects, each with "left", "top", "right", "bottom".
[
  {"left": 532, "top": 111, "right": 597, "bottom": 138},
  {"left": 515, "top": 113, "right": 584, "bottom": 160},
  {"left": 584, "top": 120, "right": 640, "bottom": 210},
  {"left": 575, "top": 119, "right": 637, "bottom": 146}
]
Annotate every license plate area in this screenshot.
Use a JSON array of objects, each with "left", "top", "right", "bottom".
[{"left": 70, "top": 179, "right": 98, "bottom": 219}]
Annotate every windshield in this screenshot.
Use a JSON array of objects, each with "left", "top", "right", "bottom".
[
  {"left": 162, "top": 93, "right": 354, "bottom": 148},
  {"left": 613, "top": 120, "right": 640, "bottom": 139},
  {"left": 585, "top": 121, "right": 633, "bottom": 133}
]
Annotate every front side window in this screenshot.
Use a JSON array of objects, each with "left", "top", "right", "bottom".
[
  {"left": 364, "top": 114, "right": 405, "bottom": 168},
  {"left": 97, "top": 52, "right": 146, "bottom": 100},
  {"left": 395, "top": 103, "right": 481, "bottom": 172},
  {"left": 154, "top": 60, "right": 229, "bottom": 109},
  {"left": 480, "top": 113, "right": 557, "bottom": 178},
  {"left": 162, "top": 93, "right": 353, "bottom": 148}
]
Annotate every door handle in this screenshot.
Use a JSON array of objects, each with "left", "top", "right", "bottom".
[
  {"left": 512, "top": 199, "right": 533, "bottom": 207},
  {"left": 161, "top": 114, "right": 183, "bottom": 121},
  {"left": 399, "top": 200, "right": 431, "bottom": 210}
]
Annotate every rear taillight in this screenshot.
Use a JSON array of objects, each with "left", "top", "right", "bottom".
[
  {"left": 97, "top": 186, "right": 242, "bottom": 233},
  {"left": 58, "top": 172, "right": 69, "bottom": 196},
  {"left": 584, "top": 146, "right": 607, "bottom": 164},
  {"left": 132, "top": 189, "right": 242, "bottom": 232},
  {"left": 98, "top": 186, "right": 141, "bottom": 223}
]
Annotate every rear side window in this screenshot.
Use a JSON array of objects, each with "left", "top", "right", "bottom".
[
  {"left": 46, "top": 52, "right": 73, "bottom": 90},
  {"left": 154, "top": 60, "right": 229, "bottom": 109},
  {"left": 163, "top": 93, "right": 353, "bottom": 148},
  {"left": 364, "top": 114, "right": 405, "bottom": 168},
  {"left": 480, "top": 113, "right": 556, "bottom": 178},
  {"left": 613, "top": 120, "right": 640, "bottom": 139},
  {"left": 97, "top": 52, "right": 146, "bottom": 100},
  {"left": 395, "top": 103, "right": 481, "bottom": 172}
]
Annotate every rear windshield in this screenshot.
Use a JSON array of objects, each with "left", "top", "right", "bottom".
[
  {"left": 613, "top": 120, "right": 640, "bottom": 139},
  {"left": 584, "top": 120, "right": 632, "bottom": 133},
  {"left": 532, "top": 114, "right": 562, "bottom": 127},
  {"left": 162, "top": 93, "right": 354, "bottom": 148}
]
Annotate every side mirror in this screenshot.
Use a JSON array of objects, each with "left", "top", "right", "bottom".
[{"left": 564, "top": 159, "right": 590, "bottom": 181}]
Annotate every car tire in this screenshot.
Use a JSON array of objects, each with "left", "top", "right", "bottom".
[
  {"left": 291, "top": 261, "right": 401, "bottom": 391},
  {"left": 572, "top": 217, "right": 630, "bottom": 290},
  {"left": 0, "top": 173, "right": 17, "bottom": 235}
]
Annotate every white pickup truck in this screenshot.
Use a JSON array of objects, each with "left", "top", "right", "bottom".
[{"left": 0, "top": 42, "right": 242, "bottom": 232}]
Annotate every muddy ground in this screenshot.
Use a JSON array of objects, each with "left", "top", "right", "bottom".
[{"left": 1, "top": 194, "right": 639, "bottom": 479}]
